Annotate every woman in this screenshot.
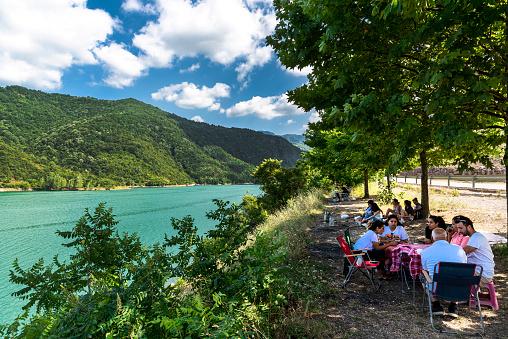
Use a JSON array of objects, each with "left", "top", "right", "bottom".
[
  {"left": 424, "top": 215, "right": 447, "bottom": 244},
  {"left": 359, "top": 200, "right": 383, "bottom": 223},
  {"left": 446, "top": 215, "right": 470, "bottom": 247},
  {"left": 380, "top": 214, "right": 409, "bottom": 243},
  {"left": 353, "top": 220, "right": 398, "bottom": 280},
  {"left": 401, "top": 200, "right": 414, "bottom": 222},
  {"left": 385, "top": 199, "right": 403, "bottom": 220}
]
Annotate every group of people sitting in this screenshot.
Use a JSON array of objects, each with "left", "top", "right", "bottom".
[
  {"left": 352, "top": 214, "right": 409, "bottom": 280},
  {"left": 421, "top": 216, "right": 495, "bottom": 316},
  {"left": 356, "top": 198, "right": 423, "bottom": 225},
  {"left": 351, "top": 211, "right": 495, "bottom": 317},
  {"left": 332, "top": 185, "right": 351, "bottom": 202},
  {"left": 385, "top": 198, "right": 423, "bottom": 223}
]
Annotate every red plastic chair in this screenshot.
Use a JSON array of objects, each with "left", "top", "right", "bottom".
[{"left": 336, "top": 235, "right": 380, "bottom": 291}]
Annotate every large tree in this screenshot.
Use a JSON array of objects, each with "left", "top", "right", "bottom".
[
  {"left": 267, "top": 0, "right": 504, "bottom": 220},
  {"left": 374, "top": 0, "right": 508, "bottom": 231}
]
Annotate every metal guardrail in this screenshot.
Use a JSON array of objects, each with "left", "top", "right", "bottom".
[{"left": 394, "top": 175, "right": 506, "bottom": 190}]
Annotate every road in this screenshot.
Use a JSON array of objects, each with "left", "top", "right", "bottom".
[{"left": 394, "top": 177, "right": 506, "bottom": 191}]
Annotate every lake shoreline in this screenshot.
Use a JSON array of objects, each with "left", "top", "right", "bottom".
[{"left": 0, "top": 182, "right": 256, "bottom": 193}]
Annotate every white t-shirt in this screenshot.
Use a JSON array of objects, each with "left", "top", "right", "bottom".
[
  {"left": 421, "top": 240, "right": 467, "bottom": 281},
  {"left": 466, "top": 232, "right": 495, "bottom": 279},
  {"left": 382, "top": 225, "right": 408, "bottom": 241},
  {"left": 353, "top": 230, "right": 378, "bottom": 251}
]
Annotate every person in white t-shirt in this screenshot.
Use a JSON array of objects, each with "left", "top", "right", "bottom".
[
  {"left": 379, "top": 214, "right": 409, "bottom": 243},
  {"left": 421, "top": 228, "right": 467, "bottom": 317},
  {"left": 353, "top": 220, "right": 398, "bottom": 280},
  {"left": 456, "top": 215, "right": 495, "bottom": 285}
]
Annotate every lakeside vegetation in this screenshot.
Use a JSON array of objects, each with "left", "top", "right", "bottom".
[
  {"left": 0, "top": 86, "right": 302, "bottom": 190},
  {"left": 0, "top": 162, "right": 330, "bottom": 338}
]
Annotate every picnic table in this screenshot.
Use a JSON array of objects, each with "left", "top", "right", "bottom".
[{"left": 386, "top": 243, "right": 431, "bottom": 278}]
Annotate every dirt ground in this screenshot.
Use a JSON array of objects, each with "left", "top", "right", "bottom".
[{"left": 306, "top": 189, "right": 508, "bottom": 338}]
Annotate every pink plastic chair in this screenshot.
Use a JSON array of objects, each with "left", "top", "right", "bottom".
[{"left": 470, "top": 281, "right": 499, "bottom": 310}]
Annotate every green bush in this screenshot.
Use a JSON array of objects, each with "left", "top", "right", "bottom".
[
  {"left": 1, "top": 199, "right": 294, "bottom": 338},
  {"left": 493, "top": 244, "right": 508, "bottom": 258}
]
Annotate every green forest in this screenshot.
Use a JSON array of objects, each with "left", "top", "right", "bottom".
[{"left": 0, "top": 86, "right": 302, "bottom": 189}]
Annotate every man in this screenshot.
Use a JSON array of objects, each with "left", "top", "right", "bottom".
[
  {"left": 421, "top": 228, "right": 467, "bottom": 317},
  {"left": 455, "top": 215, "right": 495, "bottom": 285},
  {"left": 412, "top": 198, "right": 423, "bottom": 219}
]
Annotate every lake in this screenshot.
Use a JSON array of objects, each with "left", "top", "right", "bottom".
[{"left": 0, "top": 185, "right": 261, "bottom": 324}]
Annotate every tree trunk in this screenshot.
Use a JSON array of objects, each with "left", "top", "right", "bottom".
[
  {"left": 363, "top": 168, "right": 370, "bottom": 198},
  {"left": 504, "top": 134, "right": 508, "bottom": 239},
  {"left": 420, "top": 149, "right": 429, "bottom": 218},
  {"left": 387, "top": 173, "right": 391, "bottom": 192}
]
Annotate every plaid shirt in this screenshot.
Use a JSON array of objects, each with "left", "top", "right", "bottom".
[{"left": 389, "top": 244, "right": 431, "bottom": 278}]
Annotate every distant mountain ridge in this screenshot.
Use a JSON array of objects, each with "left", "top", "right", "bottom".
[
  {"left": 0, "top": 86, "right": 302, "bottom": 189},
  {"left": 259, "top": 131, "right": 311, "bottom": 151}
]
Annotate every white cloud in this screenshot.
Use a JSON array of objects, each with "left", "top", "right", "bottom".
[
  {"left": 235, "top": 45, "right": 273, "bottom": 82},
  {"left": 121, "top": 0, "right": 156, "bottom": 14},
  {"left": 133, "top": 0, "right": 276, "bottom": 78},
  {"left": 0, "top": 0, "right": 279, "bottom": 91},
  {"left": 302, "top": 111, "right": 320, "bottom": 130},
  {"left": 0, "top": 0, "right": 116, "bottom": 90},
  {"left": 208, "top": 102, "right": 221, "bottom": 111},
  {"left": 93, "top": 43, "right": 148, "bottom": 88},
  {"left": 179, "top": 63, "right": 200, "bottom": 73},
  {"left": 283, "top": 65, "right": 313, "bottom": 77},
  {"left": 225, "top": 94, "right": 306, "bottom": 120},
  {"left": 151, "top": 82, "right": 230, "bottom": 109},
  {"left": 282, "top": 119, "right": 295, "bottom": 125},
  {"left": 191, "top": 115, "right": 205, "bottom": 122},
  {"left": 308, "top": 111, "right": 321, "bottom": 123}
]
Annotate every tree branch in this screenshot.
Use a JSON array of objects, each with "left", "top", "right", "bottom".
[
  {"left": 489, "top": 90, "right": 508, "bottom": 103},
  {"left": 484, "top": 125, "right": 505, "bottom": 130}
]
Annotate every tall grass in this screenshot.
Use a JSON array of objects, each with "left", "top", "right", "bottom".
[
  {"left": 253, "top": 188, "right": 335, "bottom": 338},
  {"left": 257, "top": 188, "right": 325, "bottom": 259}
]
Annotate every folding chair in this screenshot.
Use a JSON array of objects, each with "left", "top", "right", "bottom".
[
  {"left": 336, "top": 235, "right": 380, "bottom": 291},
  {"left": 344, "top": 226, "right": 364, "bottom": 248},
  {"left": 422, "top": 262, "right": 484, "bottom": 335},
  {"left": 342, "top": 226, "right": 365, "bottom": 275},
  {"left": 399, "top": 252, "right": 412, "bottom": 293}
]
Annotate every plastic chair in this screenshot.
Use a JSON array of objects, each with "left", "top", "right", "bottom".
[
  {"left": 422, "top": 262, "right": 484, "bottom": 335},
  {"left": 470, "top": 281, "right": 499, "bottom": 310},
  {"left": 336, "top": 235, "right": 380, "bottom": 291}
]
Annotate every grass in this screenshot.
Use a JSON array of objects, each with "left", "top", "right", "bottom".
[
  {"left": 493, "top": 244, "right": 508, "bottom": 258},
  {"left": 257, "top": 188, "right": 324, "bottom": 259},
  {"left": 250, "top": 188, "right": 339, "bottom": 338}
]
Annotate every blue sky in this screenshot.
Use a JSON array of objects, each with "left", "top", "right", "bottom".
[{"left": 0, "top": 0, "right": 320, "bottom": 135}]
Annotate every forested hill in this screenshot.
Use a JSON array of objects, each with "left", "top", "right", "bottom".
[{"left": 0, "top": 86, "right": 302, "bottom": 189}]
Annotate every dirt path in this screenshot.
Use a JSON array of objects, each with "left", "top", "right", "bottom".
[{"left": 306, "top": 194, "right": 507, "bottom": 338}]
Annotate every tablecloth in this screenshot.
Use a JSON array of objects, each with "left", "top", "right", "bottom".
[{"left": 387, "top": 244, "right": 431, "bottom": 278}]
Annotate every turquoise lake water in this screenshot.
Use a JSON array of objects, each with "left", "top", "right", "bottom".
[{"left": 0, "top": 185, "right": 261, "bottom": 324}]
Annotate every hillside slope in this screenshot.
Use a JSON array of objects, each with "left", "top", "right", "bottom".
[{"left": 0, "top": 86, "right": 302, "bottom": 189}]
